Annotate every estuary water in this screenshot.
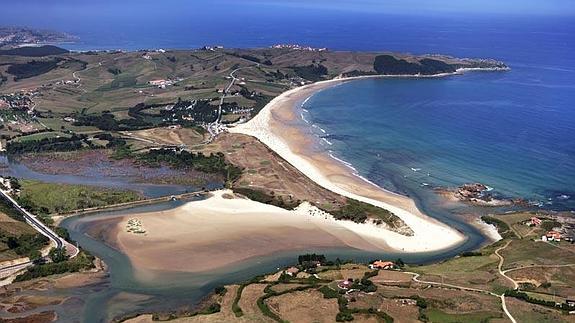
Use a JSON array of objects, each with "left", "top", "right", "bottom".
[{"left": 58, "top": 200, "right": 471, "bottom": 323}]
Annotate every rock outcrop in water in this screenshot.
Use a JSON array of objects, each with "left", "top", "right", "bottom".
[{"left": 437, "top": 183, "right": 514, "bottom": 207}]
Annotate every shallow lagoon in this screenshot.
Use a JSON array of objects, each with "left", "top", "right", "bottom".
[{"left": 59, "top": 199, "right": 477, "bottom": 322}]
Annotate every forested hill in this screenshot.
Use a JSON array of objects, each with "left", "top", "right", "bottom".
[{"left": 0, "top": 45, "right": 69, "bottom": 57}]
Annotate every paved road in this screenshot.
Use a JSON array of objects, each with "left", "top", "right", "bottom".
[
  {"left": 207, "top": 64, "right": 259, "bottom": 140},
  {"left": 0, "top": 189, "right": 78, "bottom": 263},
  {"left": 503, "top": 263, "right": 575, "bottom": 274}
]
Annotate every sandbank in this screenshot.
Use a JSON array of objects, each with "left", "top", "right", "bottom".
[{"left": 114, "top": 191, "right": 408, "bottom": 277}]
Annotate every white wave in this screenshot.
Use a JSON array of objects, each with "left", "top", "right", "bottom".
[
  {"left": 328, "top": 153, "right": 357, "bottom": 172},
  {"left": 311, "top": 124, "right": 327, "bottom": 134},
  {"left": 354, "top": 173, "right": 384, "bottom": 189},
  {"left": 321, "top": 137, "right": 333, "bottom": 146},
  {"left": 327, "top": 152, "right": 385, "bottom": 189}
]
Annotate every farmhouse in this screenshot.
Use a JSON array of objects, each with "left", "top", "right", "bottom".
[
  {"left": 530, "top": 217, "right": 542, "bottom": 226},
  {"left": 369, "top": 260, "right": 395, "bottom": 270},
  {"left": 542, "top": 231, "right": 562, "bottom": 242},
  {"left": 285, "top": 267, "right": 300, "bottom": 277}
]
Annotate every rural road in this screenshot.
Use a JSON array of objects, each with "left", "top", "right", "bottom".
[
  {"left": 407, "top": 268, "right": 518, "bottom": 323},
  {"left": 495, "top": 241, "right": 519, "bottom": 290},
  {"left": 208, "top": 64, "right": 259, "bottom": 139},
  {"left": 0, "top": 188, "right": 78, "bottom": 272}
]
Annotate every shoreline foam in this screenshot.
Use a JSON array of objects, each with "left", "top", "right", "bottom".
[{"left": 229, "top": 71, "right": 507, "bottom": 253}]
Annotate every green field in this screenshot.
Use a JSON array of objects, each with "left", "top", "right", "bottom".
[
  {"left": 14, "top": 131, "right": 71, "bottom": 142},
  {"left": 424, "top": 308, "right": 502, "bottom": 323},
  {"left": 18, "top": 179, "right": 142, "bottom": 215}
]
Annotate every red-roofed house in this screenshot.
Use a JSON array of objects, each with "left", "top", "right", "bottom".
[
  {"left": 369, "top": 260, "right": 395, "bottom": 270},
  {"left": 530, "top": 217, "right": 542, "bottom": 226},
  {"left": 542, "top": 231, "right": 562, "bottom": 242}
]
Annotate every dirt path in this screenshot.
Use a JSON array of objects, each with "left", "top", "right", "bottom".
[
  {"left": 406, "top": 240, "right": 520, "bottom": 323},
  {"left": 406, "top": 272, "right": 498, "bottom": 297},
  {"left": 493, "top": 241, "right": 518, "bottom": 323},
  {"left": 407, "top": 271, "right": 517, "bottom": 323},
  {"left": 495, "top": 241, "right": 519, "bottom": 289}
]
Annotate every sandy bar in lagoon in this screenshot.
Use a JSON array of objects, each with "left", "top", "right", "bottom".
[
  {"left": 115, "top": 190, "right": 397, "bottom": 277},
  {"left": 230, "top": 74, "right": 473, "bottom": 253}
]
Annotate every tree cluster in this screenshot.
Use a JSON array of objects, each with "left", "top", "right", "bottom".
[
  {"left": 6, "top": 58, "right": 62, "bottom": 80},
  {"left": 6, "top": 134, "right": 89, "bottom": 154},
  {"left": 374, "top": 55, "right": 456, "bottom": 75},
  {"left": 505, "top": 289, "right": 574, "bottom": 311},
  {"left": 14, "top": 251, "right": 95, "bottom": 282},
  {"left": 138, "top": 149, "right": 242, "bottom": 184},
  {"left": 293, "top": 64, "right": 328, "bottom": 81},
  {"left": 73, "top": 112, "right": 152, "bottom": 131},
  {"left": 3, "top": 233, "right": 48, "bottom": 259}
]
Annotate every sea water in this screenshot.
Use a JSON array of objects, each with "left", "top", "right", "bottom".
[{"left": 301, "top": 23, "right": 575, "bottom": 212}]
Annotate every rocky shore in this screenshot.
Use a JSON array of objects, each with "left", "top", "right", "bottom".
[{"left": 436, "top": 183, "right": 527, "bottom": 207}]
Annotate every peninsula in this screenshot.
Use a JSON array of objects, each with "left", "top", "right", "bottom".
[{"left": 0, "top": 27, "right": 78, "bottom": 49}]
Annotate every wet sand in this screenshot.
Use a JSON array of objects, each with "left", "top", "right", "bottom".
[{"left": 110, "top": 190, "right": 421, "bottom": 279}]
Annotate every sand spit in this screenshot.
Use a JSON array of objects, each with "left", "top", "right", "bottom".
[{"left": 229, "top": 74, "right": 481, "bottom": 253}]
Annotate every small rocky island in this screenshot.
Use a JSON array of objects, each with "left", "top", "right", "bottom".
[{"left": 437, "top": 183, "right": 515, "bottom": 207}]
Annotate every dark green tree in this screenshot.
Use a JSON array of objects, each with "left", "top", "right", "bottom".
[{"left": 49, "top": 247, "right": 69, "bottom": 263}]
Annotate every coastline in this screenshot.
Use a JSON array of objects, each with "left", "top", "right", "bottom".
[{"left": 230, "top": 70, "right": 507, "bottom": 253}]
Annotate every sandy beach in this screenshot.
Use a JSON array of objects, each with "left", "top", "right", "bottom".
[
  {"left": 230, "top": 76, "right": 470, "bottom": 253},
  {"left": 114, "top": 190, "right": 406, "bottom": 278}
]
